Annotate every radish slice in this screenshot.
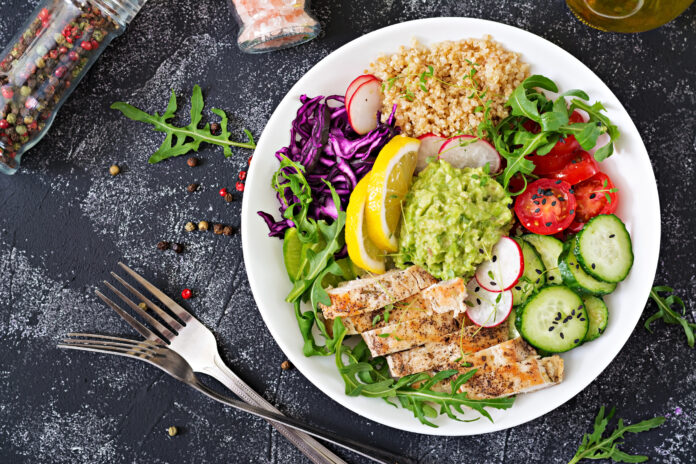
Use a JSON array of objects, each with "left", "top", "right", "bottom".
[
  {"left": 347, "top": 79, "right": 383, "bottom": 135},
  {"left": 475, "top": 237, "right": 524, "bottom": 292},
  {"left": 416, "top": 133, "right": 446, "bottom": 172},
  {"left": 465, "top": 278, "right": 513, "bottom": 327},
  {"left": 438, "top": 135, "right": 502, "bottom": 174},
  {"left": 345, "top": 75, "right": 378, "bottom": 107}
]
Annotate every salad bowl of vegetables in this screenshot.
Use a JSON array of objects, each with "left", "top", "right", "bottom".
[{"left": 241, "top": 17, "right": 660, "bottom": 435}]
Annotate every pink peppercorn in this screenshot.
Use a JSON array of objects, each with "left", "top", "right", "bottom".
[
  {"left": 238, "top": 171, "right": 247, "bottom": 181},
  {"left": 80, "top": 41, "right": 92, "bottom": 51},
  {"left": 181, "top": 288, "right": 192, "bottom": 299},
  {"left": 247, "top": 156, "right": 253, "bottom": 164},
  {"left": 1, "top": 86, "right": 12, "bottom": 99},
  {"left": 54, "top": 66, "right": 66, "bottom": 78},
  {"left": 219, "top": 188, "right": 228, "bottom": 197},
  {"left": 235, "top": 182, "right": 245, "bottom": 192},
  {"left": 68, "top": 51, "right": 79, "bottom": 61},
  {"left": 0, "top": 120, "right": 8, "bottom": 129}
]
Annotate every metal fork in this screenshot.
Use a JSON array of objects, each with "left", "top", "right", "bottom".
[
  {"left": 95, "top": 262, "right": 344, "bottom": 464},
  {"left": 58, "top": 334, "right": 412, "bottom": 464}
]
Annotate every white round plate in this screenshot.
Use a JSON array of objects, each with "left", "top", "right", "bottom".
[{"left": 241, "top": 17, "right": 660, "bottom": 435}]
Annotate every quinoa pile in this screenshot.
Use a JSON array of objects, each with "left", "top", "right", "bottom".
[{"left": 368, "top": 36, "right": 530, "bottom": 137}]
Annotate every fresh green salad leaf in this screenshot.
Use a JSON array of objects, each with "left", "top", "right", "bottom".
[
  {"left": 479, "top": 75, "right": 620, "bottom": 193},
  {"left": 111, "top": 85, "right": 255, "bottom": 163},
  {"left": 568, "top": 406, "right": 664, "bottom": 464},
  {"left": 646, "top": 286, "right": 696, "bottom": 348},
  {"left": 335, "top": 332, "right": 515, "bottom": 427}
]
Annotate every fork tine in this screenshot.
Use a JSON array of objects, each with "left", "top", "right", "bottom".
[
  {"left": 61, "top": 336, "right": 159, "bottom": 354},
  {"left": 118, "top": 262, "right": 194, "bottom": 324},
  {"left": 109, "top": 272, "right": 184, "bottom": 332},
  {"left": 66, "top": 332, "right": 152, "bottom": 344},
  {"left": 58, "top": 341, "right": 156, "bottom": 359},
  {"left": 95, "top": 290, "right": 167, "bottom": 344},
  {"left": 103, "top": 280, "right": 178, "bottom": 342}
]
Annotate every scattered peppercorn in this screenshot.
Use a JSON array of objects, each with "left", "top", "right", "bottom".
[
  {"left": 167, "top": 426, "right": 178, "bottom": 437},
  {"left": 218, "top": 188, "right": 228, "bottom": 197},
  {"left": 185, "top": 222, "right": 196, "bottom": 232},
  {"left": 213, "top": 223, "right": 224, "bottom": 235},
  {"left": 235, "top": 182, "right": 245, "bottom": 192},
  {"left": 238, "top": 171, "right": 247, "bottom": 181},
  {"left": 186, "top": 183, "right": 199, "bottom": 193},
  {"left": 181, "top": 288, "right": 192, "bottom": 299},
  {"left": 138, "top": 302, "right": 147, "bottom": 311},
  {"left": 198, "top": 220, "right": 209, "bottom": 231},
  {"left": 209, "top": 122, "right": 220, "bottom": 134},
  {"left": 187, "top": 157, "right": 199, "bottom": 167},
  {"left": 172, "top": 243, "right": 185, "bottom": 254},
  {"left": 157, "top": 241, "right": 170, "bottom": 251},
  {"left": 224, "top": 192, "right": 234, "bottom": 203},
  {"left": 248, "top": 156, "right": 253, "bottom": 164},
  {"left": 280, "top": 360, "right": 292, "bottom": 371},
  {"left": 223, "top": 225, "right": 233, "bottom": 236},
  {"left": 109, "top": 164, "right": 120, "bottom": 176}
]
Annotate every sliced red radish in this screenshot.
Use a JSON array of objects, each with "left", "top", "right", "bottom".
[
  {"left": 416, "top": 133, "right": 446, "bottom": 172},
  {"left": 437, "top": 135, "right": 502, "bottom": 174},
  {"left": 345, "top": 74, "right": 378, "bottom": 107},
  {"left": 465, "top": 278, "right": 513, "bottom": 327},
  {"left": 475, "top": 237, "right": 524, "bottom": 292},
  {"left": 347, "top": 79, "right": 382, "bottom": 135}
]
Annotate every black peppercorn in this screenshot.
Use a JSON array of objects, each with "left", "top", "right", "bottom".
[
  {"left": 172, "top": 243, "right": 185, "bottom": 254},
  {"left": 187, "top": 157, "right": 198, "bottom": 167},
  {"left": 213, "top": 224, "right": 224, "bottom": 235},
  {"left": 186, "top": 183, "right": 199, "bottom": 193},
  {"left": 157, "top": 241, "right": 170, "bottom": 251},
  {"left": 224, "top": 192, "right": 234, "bottom": 203},
  {"left": 209, "top": 122, "right": 220, "bottom": 135},
  {"left": 223, "top": 225, "right": 233, "bottom": 236}
]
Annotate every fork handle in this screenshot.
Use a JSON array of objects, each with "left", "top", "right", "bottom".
[
  {"left": 203, "top": 355, "right": 347, "bottom": 464},
  {"left": 189, "top": 375, "right": 413, "bottom": 464}
]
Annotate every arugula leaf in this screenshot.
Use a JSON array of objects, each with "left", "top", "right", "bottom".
[
  {"left": 111, "top": 85, "right": 255, "bottom": 163},
  {"left": 335, "top": 334, "right": 515, "bottom": 427},
  {"left": 568, "top": 406, "right": 665, "bottom": 464},
  {"left": 646, "top": 286, "right": 696, "bottom": 348}
]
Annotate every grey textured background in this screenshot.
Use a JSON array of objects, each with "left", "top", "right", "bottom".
[{"left": 1, "top": 0, "right": 695, "bottom": 463}]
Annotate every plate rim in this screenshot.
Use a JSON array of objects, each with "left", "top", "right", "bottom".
[{"left": 241, "top": 16, "right": 661, "bottom": 436}]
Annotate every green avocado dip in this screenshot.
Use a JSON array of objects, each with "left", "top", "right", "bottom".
[{"left": 395, "top": 160, "right": 513, "bottom": 280}]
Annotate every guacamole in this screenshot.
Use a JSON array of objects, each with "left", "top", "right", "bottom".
[{"left": 396, "top": 160, "right": 512, "bottom": 279}]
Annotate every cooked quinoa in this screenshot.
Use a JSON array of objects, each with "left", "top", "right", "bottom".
[{"left": 368, "top": 36, "right": 529, "bottom": 137}]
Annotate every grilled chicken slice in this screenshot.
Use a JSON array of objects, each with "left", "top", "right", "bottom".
[
  {"left": 361, "top": 311, "right": 459, "bottom": 357},
  {"left": 458, "top": 355, "right": 564, "bottom": 399},
  {"left": 386, "top": 324, "right": 509, "bottom": 377},
  {"left": 335, "top": 278, "right": 468, "bottom": 335},
  {"left": 319, "top": 266, "right": 437, "bottom": 320}
]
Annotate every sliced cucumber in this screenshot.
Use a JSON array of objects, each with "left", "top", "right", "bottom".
[
  {"left": 522, "top": 234, "right": 563, "bottom": 285},
  {"left": 518, "top": 286, "right": 588, "bottom": 353},
  {"left": 559, "top": 245, "right": 617, "bottom": 296},
  {"left": 511, "top": 238, "right": 546, "bottom": 307},
  {"left": 574, "top": 214, "right": 634, "bottom": 283},
  {"left": 582, "top": 296, "right": 609, "bottom": 342},
  {"left": 283, "top": 228, "right": 303, "bottom": 282}
]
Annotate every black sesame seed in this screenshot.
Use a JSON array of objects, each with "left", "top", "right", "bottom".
[
  {"left": 579, "top": 317, "right": 586, "bottom": 321},
  {"left": 589, "top": 193, "right": 596, "bottom": 199},
  {"left": 476, "top": 298, "right": 481, "bottom": 305},
  {"left": 560, "top": 333, "right": 565, "bottom": 339},
  {"left": 542, "top": 198, "right": 547, "bottom": 205},
  {"left": 549, "top": 276, "right": 555, "bottom": 281},
  {"left": 553, "top": 320, "right": 558, "bottom": 324},
  {"left": 545, "top": 222, "right": 552, "bottom": 227},
  {"left": 535, "top": 208, "right": 541, "bottom": 213},
  {"left": 479, "top": 248, "right": 484, "bottom": 253},
  {"left": 475, "top": 286, "right": 480, "bottom": 292},
  {"left": 555, "top": 180, "right": 561, "bottom": 184},
  {"left": 591, "top": 263, "right": 596, "bottom": 269},
  {"left": 535, "top": 269, "right": 542, "bottom": 275},
  {"left": 571, "top": 309, "right": 576, "bottom": 315},
  {"left": 545, "top": 190, "right": 554, "bottom": 196},
  {"left": 556, "top": 312, "right": 562, "bottom": 319},
  {"left": 534, "top": 200, "right": 540, "bottom": 205},
  {"left": 574, "top": 339, "right": 579, "bottom": 343},
  {"left": 569, "top": 209, "right": 575, "bottom": 214},
  {"left": 569, "top": 188, "right": 575, "bottom": 194},
  {"left": 490, "top": 281, "right": 497, "bottom": 286},
  {"left": 576, "top": 264, "right": 580, "bottom": 269},
  {"left": 578, "top": 305, "right": 584, "bottom": 309},
  {"left": 549, "top": 327, "right": 554, "bottom": 331},
  {"left": 492, "top": 255, "right": 497, "bottom": 263},
  {"left": 536, "top": 278, "right": 540, "bottom": 284},
  {"left": 552, "top": 201, "right": 557, "bottom": 206},
  {"left": 515, "top": 286, "right": 521, "bottom": 291},
  {"left": 532, "top": 194, "right": 539, "bottom": 200},
  {"left": 609, "top": 234, "right": 615, "bottom": 238}
]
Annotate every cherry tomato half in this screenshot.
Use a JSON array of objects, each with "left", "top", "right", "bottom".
[
  {"left": 514, "top": 178, "right": 577, "bottom": 235},
  {"left": 573, "top": 172, "right": 618, "bottom": 224},
  {"left": 548, "top": 150, "right": 600, "bottom": 185},
  {"left": 525, "top": 110, "right": 585, "bottom": 175}
]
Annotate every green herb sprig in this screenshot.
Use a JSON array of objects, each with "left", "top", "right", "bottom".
[
  {"left": 335, "top": 333, "right": 515, "bottom": 427},
  {"left": 568, "top": 406, "right": 665, "bottom": 464},
  {"left": 111, "top": 85, "right": 255, "bottom": 163},
  {"left": 646, "top": 286, "right": 695, "bottom": 348},
  {"left": 478, "top": 75, "right": 619, "bottom": 193}
]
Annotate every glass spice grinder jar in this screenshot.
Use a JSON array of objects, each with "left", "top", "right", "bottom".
[
  {"left": 229, "top": 0, "right": 321, "bottom": 53},
  {"left": 0, "top": 0, "right": 148, "bottom": 175}
]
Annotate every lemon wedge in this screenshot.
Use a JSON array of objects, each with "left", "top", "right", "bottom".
[
  {"left": 365, "top": 135, "right": 420, "bottom": 252},
  {"left": 346, "top": 173, "right": 385, "bottom": 274}
]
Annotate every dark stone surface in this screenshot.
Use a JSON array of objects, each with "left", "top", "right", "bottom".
[{"left": 0, "top": 0, "right": 695, "bottom": 463}]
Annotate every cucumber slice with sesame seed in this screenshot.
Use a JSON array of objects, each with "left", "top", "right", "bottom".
[
  {"left": 582, "top": 296, "right": 609, "bottom": 342},
  {"left": 518, "top": 286, "right": 588, "bottom": 353},
  {"left": 511, "top": 238, "right": 546, "bottom": 307},
  {"left": 559, "top": 244, "right": 617, "bottom": 296},
  {"left": 574, "top": 214, "right": 634, "bottom": 283},
  {"left": 522, "top": 234, "right": 563, "bottom": 285}
]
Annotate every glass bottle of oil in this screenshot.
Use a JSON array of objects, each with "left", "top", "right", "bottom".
[{"left": 567, "top": 0, "right": 694, "bottom": 32}]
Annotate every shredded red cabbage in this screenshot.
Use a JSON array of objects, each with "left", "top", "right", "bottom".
[{"left": 259, "top": 94, "right": 399, "bottom": 237}]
